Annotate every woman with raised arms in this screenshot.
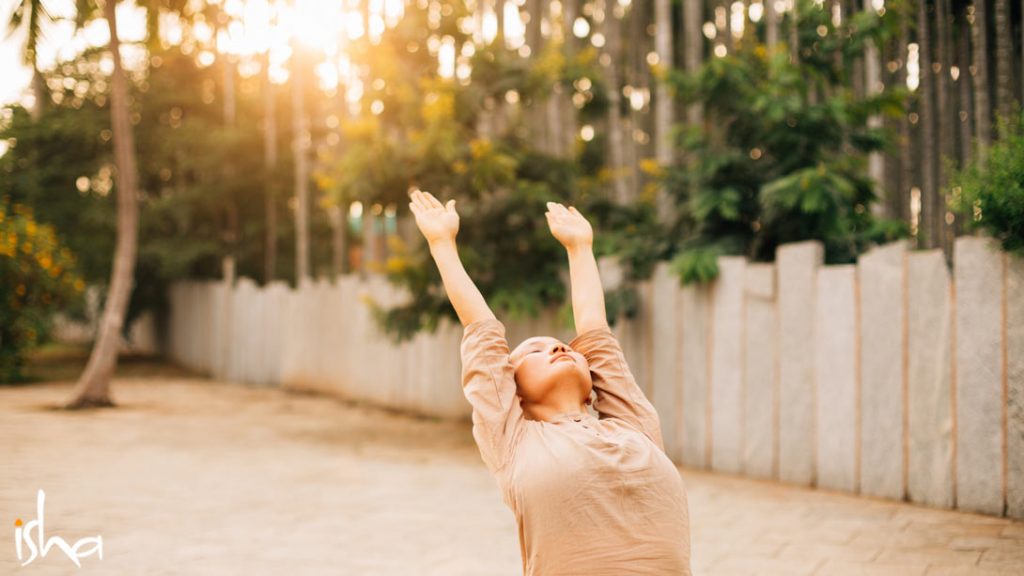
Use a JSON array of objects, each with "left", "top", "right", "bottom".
[{"left": 408, "top": 189, "right": 692, "bottom": 576}]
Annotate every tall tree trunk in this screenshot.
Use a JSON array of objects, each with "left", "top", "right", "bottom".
[
  {"left": 957, "top": 9, "right": 974, "bottom": 168},
  {"left": 263, "top": 50, "right": 278, "bottom": 283},
  {"left": 329, "top": 205, "right": 346, "bottom": 277},
  {"left": 292, "top": 46, "right": 310, "bottom": 282},
  {"left": 766, "top": 0, "right": 780, "bottom": 49},
  {"left": 865, "top": 3, "right": 884, "bottom": 214},
  {"left": 362, "top": 204, "right": 378, "bottom": 276},
  {"left": 683, "top": 0, "right": 704, "bottom": 128},
  {"left": 917, "top": 0, "right": 938, "bottom": 249},
  {"left": 528, "top": 0, "right": 552, "bottom": 154},
  {"left": 897, "top": 13, "right": 912, "bottom": 222},
  {"left": 936, "top": 0, "right": 956, "bottom": 254},
  {"left": 600, "top": 0, "right": 628, "bottom": 202},
  {"left": 561, "top": 0, "right": 578, "bottom": 158},
  {"left": 65, "top": 0, "right": 139, "bottom": 409},
  {"left": 221, "top": 43, "right": 239, "bottom": 273},
  {"left": 790, "top": 0, "right": 800, "bottom": 64},
  {"left": 29, "top": 67, "right": 46, "bottom": 120},
  {"left": 544, "top": 1, "right": 563, "bottom": 157},
  {"left": 971, "top": 0, "right": 992, "bottom": 163},
  {"left": 993, "top": 0, "right": 1014, "bottom": 122},
  {"left": 654, "top": 0, "right": 674, "bottom": 224}
]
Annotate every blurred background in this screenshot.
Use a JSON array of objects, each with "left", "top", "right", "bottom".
[{"left": 1, "top": 0, "right": 1023, "bottom": 574}]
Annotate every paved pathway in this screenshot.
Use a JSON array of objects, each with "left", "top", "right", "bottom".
[{"left": 1, "top": 374, "right": 1021, "bottom": 575}]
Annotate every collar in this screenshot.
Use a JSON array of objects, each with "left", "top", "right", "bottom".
[{"left": 548, "top": 411, "right": 594, "bottom": 424}]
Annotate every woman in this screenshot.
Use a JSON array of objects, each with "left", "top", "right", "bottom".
[{"left": 408, "top": 190, "right": 692, "bottom": 575}]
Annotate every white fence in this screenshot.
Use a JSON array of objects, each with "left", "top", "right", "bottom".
[{"left": 167, "top": 236, "right": 1023, "bottom": 518}]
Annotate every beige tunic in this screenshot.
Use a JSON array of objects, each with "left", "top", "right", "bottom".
[{"left": 460, "top": 318, "right": 692, "bottom": 575}]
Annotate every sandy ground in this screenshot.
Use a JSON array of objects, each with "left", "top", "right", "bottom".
[{"left": 1, "top": 370, "right": 1022, "bottom": 575}]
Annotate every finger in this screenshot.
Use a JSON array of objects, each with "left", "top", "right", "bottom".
[
  {"left": 411, "top": 191, "right": 428, "bottom": 211},
  {"left": 446, "top": 199, "right": 456, "bottom": 212},
  {"left": 424, "top": 191, "right": 444, "bottom": 209},
  {"left": 569, "top": 206, "right": 583, "bottom": 217},
  {"left": 554, "top": 203, "right": 570, "bottom": 215}
]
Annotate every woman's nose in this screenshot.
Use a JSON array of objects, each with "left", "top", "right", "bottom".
[{"left": 550, "top": 343, "right": 568, "bottom": 355}]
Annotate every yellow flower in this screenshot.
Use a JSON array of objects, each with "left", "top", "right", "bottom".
[{"left": 73, "top": 279, "right": 85, "bottom": 292}]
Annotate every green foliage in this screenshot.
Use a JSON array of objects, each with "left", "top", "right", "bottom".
[
  {"left": 321, "top": 2, "right": 608, "bottom": 343},
  {"left": 0, "top": 44, "right": 333, "bottom": 337},
  {"left": 949, "top": 111, "right": 1024, "bottom": 255},
  {"left": 661, "top": 0, "right": 909, "bottom": 284},
  {"left": 0, "top": 198, "right": 84, "bottom": 382}
]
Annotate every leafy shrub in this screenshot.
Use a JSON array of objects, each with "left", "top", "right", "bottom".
[
  {"left": 949, "top": 111, "right": 1024, "bottom": 255},
  {"left": 0, "top": 197, "right": 84, "bottom": 382}
]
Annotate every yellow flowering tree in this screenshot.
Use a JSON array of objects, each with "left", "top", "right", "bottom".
[{"left": 0, "top": 197, "right": 84, "bottom": 382}]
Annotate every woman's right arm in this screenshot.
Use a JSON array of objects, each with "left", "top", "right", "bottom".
[
  {"left": 409, "top": 189, "right": 495, "bottom": 328},
  {"left": 429, "top": 239, "right": 496, "bottom": 328}
]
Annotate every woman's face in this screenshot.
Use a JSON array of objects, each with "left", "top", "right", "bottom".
[{"left": 509, "top": 336, "right": 593, "bottom": 406}]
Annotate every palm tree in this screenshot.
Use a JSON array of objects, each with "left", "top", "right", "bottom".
[
  {"left": 292, "top": 43, "right": 310, "bottom": 282},
  {"left": 263, "top": 49, "right": 278, "bottom": 283},
  {"left": 917, "top": 0, "right": 937, "bottom": 248},
  {"left": 654, "top": 0, "right": 674, "bottom": 224},
  {"left": 7, "top": 0, "right": 52, "bottom": 119},
  {"left": 598, "top": 0, "right": 628, "bottom": 203},
  {"left": 65, "top": 0, "right": 140, "bottom": 409},
  {"left": 993, "top": 0, "right": 1013, "bottom": 121},
  {"left": 971, "top": 0, "right": 992, "bottom": 162}
]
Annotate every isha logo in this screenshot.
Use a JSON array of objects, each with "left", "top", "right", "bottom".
[{"left": 13, "top": 489, "right": 103, "bottom": 568}]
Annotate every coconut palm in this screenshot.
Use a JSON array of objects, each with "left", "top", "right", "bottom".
[
  {"left": 64, "top": 0, "right": 139, "bottom": 409},
  {"left": 6, "top": 0, "right": 52, "bottom": 119}
]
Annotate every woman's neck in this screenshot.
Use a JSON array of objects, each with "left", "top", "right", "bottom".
[{"left": 521, "top": 399, "right": 588, "bottom": 422}]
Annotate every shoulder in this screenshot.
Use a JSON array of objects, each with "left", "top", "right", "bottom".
[
  {"left": 567, "top": 324, "right": 617, "bottom": 353},
  {"left": 464, "top": 317, "right": 504, "bottom": 333}
]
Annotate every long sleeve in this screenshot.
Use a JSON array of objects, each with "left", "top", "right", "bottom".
[
  {"left": 460, "top": 318, "right": 526, "bottom": 477},
  {"left": 568, "top": 326, "right": 665, "bottom": 451}
]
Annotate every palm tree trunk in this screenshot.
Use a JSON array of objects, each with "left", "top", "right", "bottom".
[
  {"left": 971, "top": 0, "right": 992, "bottom": 163},
  {"left": 993, "top": 0, "right": 1013, "bottom": 122},
  {"left": 865, "top": 3, "right": 884, "bottom": 213},
  {"left": 766, "top": 0, "right": 780, "bottom": 48},
  {"left": 263, "top": 50, "right": 278, "bottom": 283},
  {"left": 65, "top": 0, "right": 139, "bottom": 409},
  {"left": 897, "top": 13, "right": 912, "bottom": 222},
  {"left": 561, "top": 0, "right": 578, "bottom": 158},
  {"left": 936, "top": 0, "right": 956, "bottom": 254},
  {"left": 917, "top": 0, "right": 937, "bottom": 249},
  {"left": 957, "top": 9, "right": 974, "bottom": 168},
  {"left": 292, "top": 46, "right": 310, "bottom": 282},
  {"left": 600, "top": 0, "right": 628, "bottom": 203},
  {"left": 683, "top": 0, "right": 704, "bottom": 128},
  {"left": 654, "top": 0, "right": 674, "bottom": 224}
]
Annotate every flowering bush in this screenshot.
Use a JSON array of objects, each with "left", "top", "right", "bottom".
[{"left": 0, "top": 197, "right": 84, "bottom": 382}]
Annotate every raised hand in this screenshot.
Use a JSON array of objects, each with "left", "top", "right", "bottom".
[
  {"left": 545, "top": 202, "right": 593, "bottom": 250},
  {"left": 409, "top": 188, "right": 459, "bottom": 246}
]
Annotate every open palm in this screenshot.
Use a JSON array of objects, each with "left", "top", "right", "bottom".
[
  {"left": 545, "top": 202, "right": 593, "bottom": 249},
  {"left": 409, "top": 189, "right": 459, "bottom": 245}
]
